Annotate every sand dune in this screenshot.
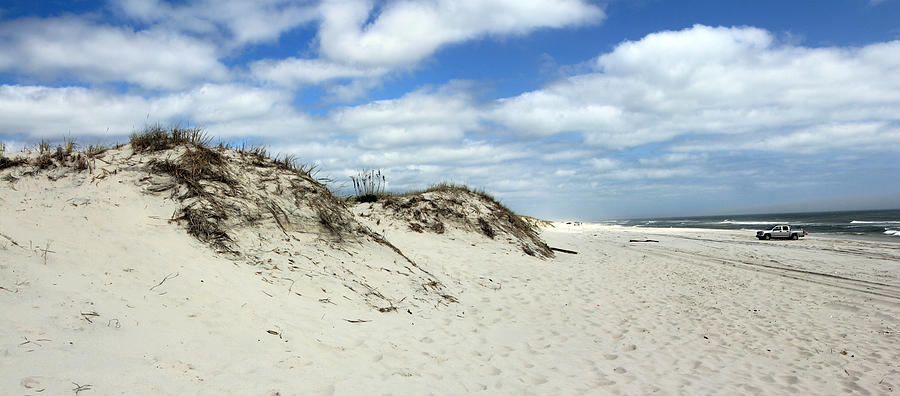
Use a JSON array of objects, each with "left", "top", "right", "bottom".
[{"left": 2, "top": 144, "right": 899, "bottom": 394}]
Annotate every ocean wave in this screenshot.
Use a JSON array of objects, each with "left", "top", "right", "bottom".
[
  {"left": 851, "top": 220, "right": 900, "bottom": 224},
  {"left": 884, "top": 230, "right": 900, "bottom": 236},
  {"left": 718, "top": 220, "right": 787, "bottom": 225}
]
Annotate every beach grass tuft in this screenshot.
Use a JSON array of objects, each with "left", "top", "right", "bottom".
[
  {"left": 0, "top": 155, "right": 27, "bottom": 170},
  {"left": 375, "top": 181, "right": 553, "bottom": 257},
  {"left": 351, "top": 169, "right": 386, "bottom": 202},
  {"left": 130, "top": 124, "right": 209, "bottom": 153}
]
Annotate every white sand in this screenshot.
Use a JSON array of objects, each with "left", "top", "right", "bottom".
[{"left": 2, "top": 155, "right": 899, "bottom": 394}]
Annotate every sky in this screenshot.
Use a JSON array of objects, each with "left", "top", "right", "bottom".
[{"left": 1, "top": 0, "right": 899, "bottom": 220}]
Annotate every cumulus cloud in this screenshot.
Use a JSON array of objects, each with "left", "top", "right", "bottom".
[
  {"left": 0, "top": 84, "right": 317, "bottom": 139},
  {"left": 250, "top": 0, "right": 603, "bottom": 90},
  {"left": 589, "top": 157, "right": 619, "bottom": 171},
  {"left": 673, "top": 122, "right": 900, "bottom": 154},
  {"left": 250, "top": 58, "right": 387, "bottom": 87},
  {"left": 317, "top": 0, "right": 604, "bottom": 67},
  {"left": 0, "top": 17, "right": 228, "bottom": 89},
  {"left": 491, "top": 25, "right": 900, "bottom": 152},
  {"left": 330, "top": 85, "right": 481, "bottom": 147},
  {"left": 114, "top": 0, "right": 318, "bottom": 46},
  {"left": 0, "top": 85, "right": 153, "bottom": 137}
]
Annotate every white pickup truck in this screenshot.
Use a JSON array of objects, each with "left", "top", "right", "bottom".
[{"left": 756, "top": 225, "right": 807, "bottom": 240}]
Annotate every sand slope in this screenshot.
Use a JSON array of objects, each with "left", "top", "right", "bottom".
[{"left": 2, "top": 148, "right": 899, "bottom": 394}]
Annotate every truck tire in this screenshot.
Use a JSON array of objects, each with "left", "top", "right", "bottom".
[
  {"left": 764, "top": 234, "right": 770, "bottom": 240},
  {"left": 792, "top": 234, "right": 799, "bottom": 240}
]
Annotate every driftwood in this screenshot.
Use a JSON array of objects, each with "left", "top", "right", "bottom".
[
  {"left": 550, "top": 247, "right": 578, "bottom": 254},
  {"left": 628, "top": 239, "right": 659, "bottom": 243}
]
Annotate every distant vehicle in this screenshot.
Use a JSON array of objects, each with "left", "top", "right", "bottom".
[{"left": 756, "top": 225, "right": 807, "bottom": 240}]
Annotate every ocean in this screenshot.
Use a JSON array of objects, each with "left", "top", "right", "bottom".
[{"left": 605, "top": 209, "right": 900, "bottom": 241}]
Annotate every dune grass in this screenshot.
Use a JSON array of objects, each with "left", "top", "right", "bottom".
[
  {"left": 369, "top": 181, "right": 551, "bottom": 257},
  {"left": 0, "top": 155, "right": 27, "bottom": 170},
  {"left": 4, "top": 124, "right": 550, "bottom": 257},
  {"left": 0, "top": 136, "right": 111, "bottom": 173},
  {"left": 128, "top": 125, "right": 353, "bottom": 249},
  {"left": 130, "top": 124, "right": 209, "bottom": 153},
  {"left": 350, "top": 169, "right": 386, "bottom": 202}
]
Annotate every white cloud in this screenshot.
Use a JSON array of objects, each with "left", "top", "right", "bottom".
[
  {"left": 491, "top": 25, "right": 900, "bottom": 151},
  {"left": 637, "top": 153, "right": 703, "bottom": 166},
  {"left": 0, "top": 84, "right": 317, "bottom": 140},
  {"left": 0, "top": 85, "right": 150, "bottom": 137},
  {"left": 114, "top": 0, "right": 318, "bottom": 46},
  {"left": 604, "top": 166, "right": 698, "bottom": 181},
  {"left": 0, "top": 17, "right": 228, "bottom": 90},
  {"left": 330, "top": 86, "right": 481, "bottom": 147},
  {"left": 250, "top": 58, "right": 387, "bottom": 87},
  {"left": 317, "top": 0, "right": 604, "bottom": 67},
  {"left": 589, "top": 157, "right": 619, "bottom": 171},
  {"left": 673, "top": 122, "right": 900, "bottom": 154},
  {"left": 251, "top": 0, "right": 604, "bottom": 92}
]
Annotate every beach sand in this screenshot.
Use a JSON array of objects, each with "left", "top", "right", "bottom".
[{"left": 2, "top": 150, "right": 899, "bottom": 394}]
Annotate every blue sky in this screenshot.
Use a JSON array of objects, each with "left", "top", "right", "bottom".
[{"left": 1, "top": 0, "right": 899, "bottom": 220}]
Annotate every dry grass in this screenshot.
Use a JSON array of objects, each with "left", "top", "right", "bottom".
[
  {"left": 351, "top": 169, "right": 386, "bottom": 202},
  {"left": 131, "top": 125, "right": 352, "bottom": 249},
  {"left": 146, "top": 142, "right": 238, "bottom": 251},
  {"left": 0, "top": 135, "right": 110, "bottom": 174},
  {"left": 379, "top": 182, "right": 554, "bottom": 258},
  {"left": 237, "top": 144, "right": 269, "bottom": 166},
  {"left": 130, "top": 124, "right": 208, "bottom": 153},
  {"left": 150, "top": 147, "right": 235, "bottom": 194},
  {"left": 0, "top": 155, "right": 27, "bottom": 170},
  {"left": 8, "top": 125, "right": 357, "bottom": 252},
  {"left": 34, "top": 153, "right": 56, "bottom": 169},
  {"left": 38, "top": 139, "right": 51, "bottom": 154}
]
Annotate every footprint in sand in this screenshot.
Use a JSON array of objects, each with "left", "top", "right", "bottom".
[
  {"left": 614, "top": 367, "right": 627, "bottom": 374},
  {"left": 623, "top": 344, "right": 637, "bottom": 352},
  {"left": 779, "top": 375, "right": 799, "bottom": 385},
  {"left": 476, "top": 365, "right": 502, "bottom": 376},
  {"left": 603, "top": 354, "right": 619, "bottom": 360},
  {"left": 528, "top": 376, "right": 549, "bottom": 385},
  {"left": 21, "top": 377, "right": 46, "bottom": 392}
]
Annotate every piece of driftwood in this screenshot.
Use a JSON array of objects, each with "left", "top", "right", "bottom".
[
  {"left": 628, "top": 239, "right": 659, "bottom": 243},
  {"left": 550, "top": 247, "right": 578, "bottom": 254}
]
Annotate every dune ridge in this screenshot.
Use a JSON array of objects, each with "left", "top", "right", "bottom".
[{"left": 2, "top": 134, "right": 899, "bottom": 394}]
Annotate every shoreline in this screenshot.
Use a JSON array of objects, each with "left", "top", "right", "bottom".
[{"left": 552, "top": 222, "right": 900, "bottom": 243}]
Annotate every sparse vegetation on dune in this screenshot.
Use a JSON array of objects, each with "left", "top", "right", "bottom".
[
  {"left": 130, "top": 124, "right": 209, "bottom": 153},
  {"left": 350, "top": 169, "right": 386, "bottom": 202},
  {"left": 123, "top": 125, "right": 355, "bottom": 251},
  {"left": 2, "top": 125, "right": 553, "bottom": 261},
  {"left": 0, "top": 156, "right": 27, "bottom": 170},
  {"left": 520, "top": 215, "right": 554, "bottom": 229},
  {"left": 0, "top": 141, "right": 27, "bottom": 170},
  {"left": 2, "top": 125, "right": 455, "bottom": 312},
  {"left": 0, "top": 136, "right": 109, "bottom": 174},
  {"left": 371, "top": 182, "right": 554, "bottom": 258}
]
